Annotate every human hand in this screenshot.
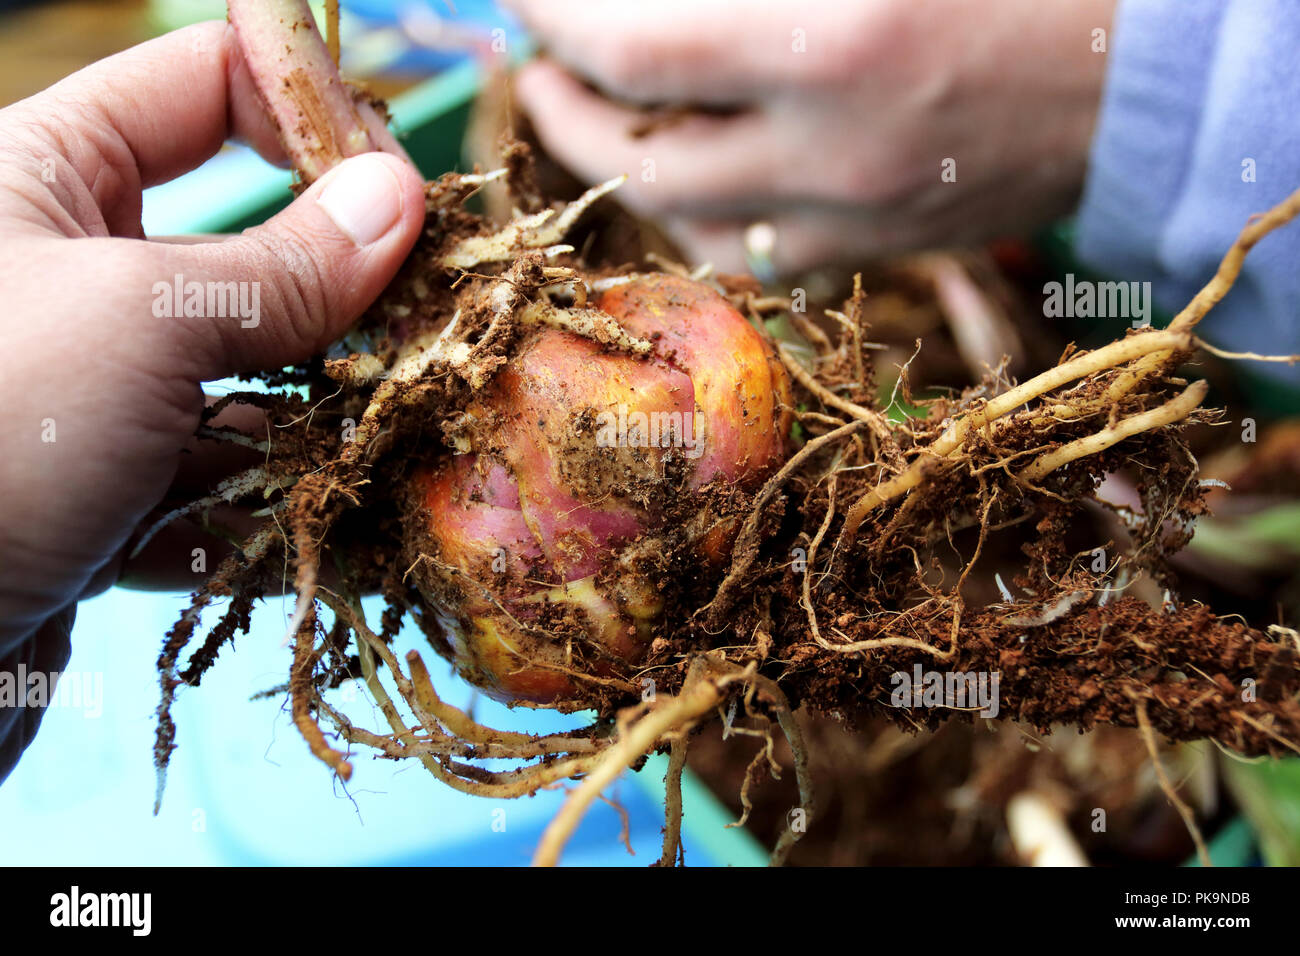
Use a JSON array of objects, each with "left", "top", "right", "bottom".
[
  {"left": 0, "top": 21, "right": 426, "bottom": 655},
  {"left": 505, "top": 0, "right": 1115, "bottom": 273}
]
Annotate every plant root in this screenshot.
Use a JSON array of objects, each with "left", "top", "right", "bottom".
[
  {"left": 1133, "top": 695, "right": 1211, "bottom": 867},
  {"left": 157, "top": 11, "right": 1300, "bottom": 862}
]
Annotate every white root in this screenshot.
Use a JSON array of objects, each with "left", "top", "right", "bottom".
[
  {"left": 438, "top": 175, "right": 627, "bottom": 270},
  {"left": 455, "top": 168, "right": 509, "bottom": 189},
  {"left": 518, "top": 300, "right": 652, "bottom": 356},
  {"left": 838, "top": 329, "right": 1197, "bottom": 543},
  {"left": 1020, "top": 380, "right": 1209, "bottom": 482},
  {"left": 195, "top": 426, "right": 271, "bottom": 453},
  {"left": 1002, "top": 589, "right": 1093, "bottom": 628},
  {"left": 130, "top": 465, "right": 274, "bottom": 559}
]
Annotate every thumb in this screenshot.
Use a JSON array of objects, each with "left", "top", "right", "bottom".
[{"left": 148, "top": 151, "right": 426, "bottom": 379}]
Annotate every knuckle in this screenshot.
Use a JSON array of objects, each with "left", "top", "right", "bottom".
[{"left": 245, "top": 226, "right": 331, "bottom": 353}]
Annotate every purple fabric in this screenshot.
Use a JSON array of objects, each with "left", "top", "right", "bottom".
[{"left": 1077, "top": 0, "right": 1300, "bottom": 384}]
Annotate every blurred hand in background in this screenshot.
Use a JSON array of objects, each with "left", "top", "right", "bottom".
[{"left": 505, "top": 0, "right": 1116, "bottom": 274}]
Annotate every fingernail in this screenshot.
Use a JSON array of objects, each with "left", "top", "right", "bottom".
[{"left": 317, "top": 154, "right": 404, "bottom": 246}]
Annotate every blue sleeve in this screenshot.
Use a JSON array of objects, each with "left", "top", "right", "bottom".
[{"left": 1076, "top": 0, "right": 1300, "bottom": 386}]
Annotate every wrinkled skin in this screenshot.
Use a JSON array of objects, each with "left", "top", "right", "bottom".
[{"left": 407, "top": 274, "right": 792, "bottom": 704}]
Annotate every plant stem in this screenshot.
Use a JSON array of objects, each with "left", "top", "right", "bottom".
[{"left": 227, "top": 0, "right": 407, "bottom": 183}]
